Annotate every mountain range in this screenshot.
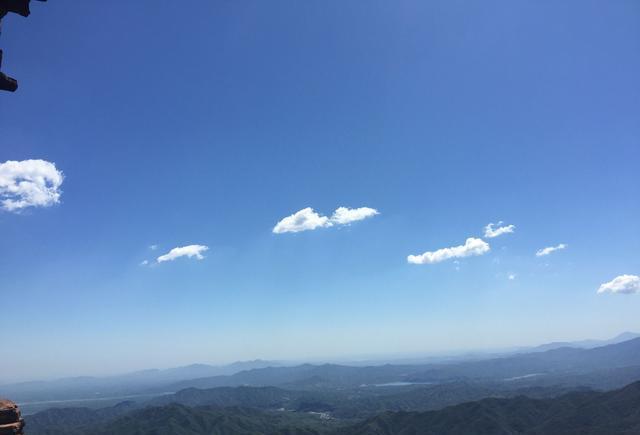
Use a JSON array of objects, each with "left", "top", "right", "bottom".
[
  {"left": 157, "top": 337, "right": 640, "bottom": 392},
  {"left": 16, "top": 334, "right": 640, "bottom": 434},
  {"left": 25, "top": 380, "right": 640, "bottom": 434},
  {"left": 5, "top": 333, "right": 639, "bottom": 405},
  {"left": 0, "top": 360, "right": 280, "bottom": 405},
  {"left": 6, "top": 334, "right": 640, "bottom": 418}
]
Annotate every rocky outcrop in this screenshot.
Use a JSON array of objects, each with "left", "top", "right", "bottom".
[
  {"left": 0, "top": 50, "right": 19, "bottom": 92},
  {"left": 0, "top": 400, "right": 24, "bottom": 435},
  {"left": 0, "top": 0, "right": 32, "bottom": 19},
  {"left": 0, "top": 0, "right": 47, "bottom": 92}
]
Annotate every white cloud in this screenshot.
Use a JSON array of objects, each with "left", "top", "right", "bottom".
[
  {"left": 273, "top": 206, "right": 379, "bottom": 234},
  {"left": 0, "top": 159, "right": 64, "bottom": 211},
  {"left": 597, "top": 275, "right": 640, "bottom": 295},
  {"left": 508, "top": 273, "right": 517, "bottom": 280},
  {"left": 484, "top": 222, "right": 515, "bottom": 238},
  {"left": 157, "top": 245, "right": 209, "bottom": 263},
  {"left": 330, "top": 206, "right": 379, "bottom": 225},
  {"left": 272, "top": 207, "right": 332, "bottom": 234},
  {"left": 536, "top": 243, "right": 567, "bottom": 257},
  {"left": 140, "top": 260, "right": 149, "bottom": 266},
  {"left": 149, "top": 245, "right": 158, "bottom": 251},
  {"left": 408, "top": 237, "right": 490, "bottom": 265}
]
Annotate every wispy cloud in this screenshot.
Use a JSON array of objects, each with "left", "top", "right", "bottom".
[
  {"left": 597, "top": 275, "right": 640, "bottom": 295},
  {"left": 149, "top": 245, "right": 158, "bottom": 251},
  {"left": 0, "top": 159, "right": 64, "bottom": 212},
  {"left": 484, "top": 222, "right": 515, "bottom": 238},
  {"left": 273, "top": 206, "right": 378, "bottom": 234},
  {"left": 408, "top": 237, "right": 490, "bottom": 265},
  {"left": 536, "top": 243, "right": 567, "bottom": 257},
  {"left": 157, "top": 245, "right": 209, "bottom": 263},
  {"left": 330, "top": 207, "right": 379, "bottom": 225},
  {"left": 508, "top": 273, "right": 517, "bottom": 280}
]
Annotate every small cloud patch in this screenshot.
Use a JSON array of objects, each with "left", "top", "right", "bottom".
[
  {"left": 273, "top": 206, "right": 378, "bottom": 234},
  {"left": 0, "top": 159, "right": 64, "bottom": 212},
  {"left": 157, "top": 245, "right": 209, "bottom": 263},
  {"left": 597, "top": 275, "right": 640, "bottom": 295},
  {"left": 536, "top": 244, "right": 567, "bottom": 257},
  {"left": 484, "top": 222, "right": 515, "bottom": 238},
  {"left": 330, "top": 207, "right": 379, "bottom": 225},
  {"left": 408, "top": 237, "right": 490, "bottom": 265},
  {"left": 273, "top": 207, "right": 332, "bottom": 234}
]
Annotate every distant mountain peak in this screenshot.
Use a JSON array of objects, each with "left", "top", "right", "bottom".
[{"left": 613, "top": 331, "right": 640, "bottom": 341}]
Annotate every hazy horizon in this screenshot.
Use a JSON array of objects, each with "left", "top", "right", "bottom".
[{"left": 2, "top": 329, "right": 638, "bottom": 384}]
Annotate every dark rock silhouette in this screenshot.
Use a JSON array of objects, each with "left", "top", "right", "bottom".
[
  {"left": 0, "top": 400, "right": 24, "bottom": 435},
  {"left": 1, "top": 0, "right": 47, "bottom": 19},
  {"left": 0, "top": 0, "right": 32, "bottom": 18},
  {"left": 0, "top": 50, "right": 18, "bottom": 92},
  {"left": 0, "top": 0, "right": 47, "bottom": 92}
]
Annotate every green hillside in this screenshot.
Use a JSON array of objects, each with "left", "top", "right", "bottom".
[{"left": 26, "top": 381, "right": 640, "bottom": 435}]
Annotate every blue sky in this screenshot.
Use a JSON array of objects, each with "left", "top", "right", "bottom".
[{"left": 0, "top": 0, "right": 639, "bottom": 382}]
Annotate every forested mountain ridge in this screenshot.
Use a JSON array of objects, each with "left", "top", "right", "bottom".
[
  {"left": 25, "top": 381, "right": 640, "bottom": 435},
  {"left": 339, "top": 381, "right": 640, "bottom": 435}
]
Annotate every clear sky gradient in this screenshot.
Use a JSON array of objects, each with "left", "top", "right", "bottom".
[{"left": 1, "top": 0, "right": 639, "bottom": 382}]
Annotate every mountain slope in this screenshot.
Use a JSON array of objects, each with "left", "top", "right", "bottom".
[
  {"left": 0, "top": 360, "right": 280, "bottom": 405},
  {"left": 339, "top": 381, "right": 640, "bottom": 435},
  {"left": 164, "top": 363, "right": 415, "bottom": 391},
  {"left": 407, "top": 337, "right": 640, "bottom": 384},
  {"left": 527, "top": 331, "right": 640, "bottom": 353},
  {"left": 29, "top": 405, "right": 337, "bottom": 435},
  {"left": 162, "top": 338, "right": 640, "bottom": 392}
]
